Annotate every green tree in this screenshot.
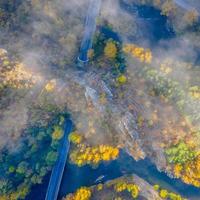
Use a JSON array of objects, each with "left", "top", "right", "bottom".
[
  {"left": 165, "top": 142, "right": 196, "bottom": 164},
  {"left": 46, "top": 151, "right": 58, "bottom": 165},
  {"left": 30, "top": 174, "right": 42, "bottom": 184},
  {"left": 8, "top": 166, "right": 15, "bottom": 173},
  {"left": 16, "top": 161, "right": 29, "bottom": 175}
]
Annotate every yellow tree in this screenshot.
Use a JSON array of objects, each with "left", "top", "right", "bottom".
[
  {"left": 104, "top": 40, "right": 117, "bottom": 59},
  {"left": 184, "top": 9, "right": 199, "bottom": 26},
  {"left": 161, "top": 0, "right": 176, "bottom": 16},
  {"left": 65, "top": 187, "right": 91, "bottom": 200},
  {"left": 52, "top": 126, "right": 63, "bottom": 140}
]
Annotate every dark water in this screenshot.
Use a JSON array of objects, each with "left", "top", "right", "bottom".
[
  {"left": 27, "top": 151, "right": 200, "bottom": 200},
  {"left": 120, "top": 0, "right": 175, "bottom": 46},
  {"left": 59, "top": 152, "right": 200, "bottom": 200},
  {"left": 26, "top": 173, "right": 50, "bottom": 200},
  {"left": 100, "top": 26, "right": 121, "bottom": 42}
]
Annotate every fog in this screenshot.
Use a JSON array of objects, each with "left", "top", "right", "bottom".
[{"left": 0, "top": 0, "right": 200, "bottom": 161}]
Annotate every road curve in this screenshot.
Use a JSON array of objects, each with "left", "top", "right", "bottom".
[
  {"left": 45, "top": 119, "right": 72, "bottom": 200},
  {"left": 78, "top": 0, "right": 102, "bottom": 62}
]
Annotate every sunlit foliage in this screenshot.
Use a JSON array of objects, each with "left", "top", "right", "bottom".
[
  {"left": 173, "top": 155, "right": 200, "bottom": 187},
  {"left": 161, "top": 0, "right": 176, "bottom": 17},
  {"left": 135, "top": 64, "right": 200, "bottom": 124},
  {"left": 160, "top": 61, "right": 173, "bottom": 75},
  {"left": 104, "top": 40, "right": 117, "bottom": 59},
  {"left": 116, "top": 74, "right": 127, "bottom": 85},
  {"left": 65, "top": 187, "right": 91, "bottom": 200},
  {"left": 153, "top": 184, "right": 184, "bottom": 200},
  {"left": 165, "top": 142, "right": 197, "bottom": 164},
  {"left": 87, "top": 49, "right": 94, "bottom": 59},
  {"left": 153, "top": 184, "right": 160, "bottom": 191},
  {"left": 123, "top": 44, "right": 152, "bottom": 64},
  {"left": 114, "top": 181, "right": 139, "bottom": 199},
  {"left": 44, "top": 79, "right": 57, "bottom": 92},
  {"left": 159, "top": 189, "right": 168, "bottom": 199},
  {"left": 189, "top": 86, "right": 200, "bottom": 100},
  {"left": 70, "top": 143, "right": 119, "bottom": 167},
  {"left": 64, "top": 177, "right": 140, "bottom": 200},
  {"left": 124, "top": 42, "right": 200, "bottom": 188},
  {"left": 69, "top": 132, "right": 83, "bottom": 144},
  {"left": 166, "top": 141, "right": 200, "bottom": 187},
  {"left": 52, "top": 125, "right": 63, "bottom": 140},
  {"left": 97, "top": 184, "right": 103, "bottom": 191},
  {"left": 0, "top": 49, "right": 41, "bottom": 90}
]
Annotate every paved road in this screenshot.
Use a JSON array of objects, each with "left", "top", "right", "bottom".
[
  {"left": 174, "top": 0, "right": 192, "bottom": 10},
  {"left": 78, "top": 0, "right": 102, "bottom": 62},
  {"left": 174, "top": 0, "right": 200, "bottom": 12},
  {"left": 45, "top": 119, "right": 72, "bottom": 200}
]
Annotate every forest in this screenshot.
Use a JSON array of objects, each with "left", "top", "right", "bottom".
[{"left": 0, "top": 0, "right": 200, "bottom": 199}]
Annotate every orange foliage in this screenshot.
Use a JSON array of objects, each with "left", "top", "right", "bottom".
[
  {"left": 0, "top": 49, "right": 41, "bottom": 89},
  {"left": 123, "top": 44, "right": 152, "bottom": 64},
  {"left": 104, "top": 40, "right": 117, "bottom": 59},
  {"left": 65, "top": 187, "right": 91, "bottom": 200},
  {"left": 70, "top": 144, "right": 119, "bottom": 167},
  {"left": 44, "top": 79, "right": 57, "bottom": 92},
  {"left": 173, "top": 155, "right": 200, "bottom": 187}
]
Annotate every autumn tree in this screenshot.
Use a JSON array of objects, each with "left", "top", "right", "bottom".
[
  {"left": 65, "top": 187, "right": 91, "bottom": 200},
  {"left": 114, "top": 181, "right": 140, "bottom": 198},
  {"left": 117, "top": 75, "right": 127, "bottom": 85},
  {"left": 123, "top": 44, "right": 152, "bottom": 64},
  {"left": 52, "top": 125, "right": 63, "bottom": 140},
  {"left": 69, "top": 132, "right": 83, "bottom": 144},
  {"left": 0, "top": 48, "right": 41, "bottom": 90},
  {"left": 104, "top": 40, "right": 117, "bottom": 59},
  {"left": 70, "top": 143, "right": 119, "bottom": 167},
  {"left": 161, "top": 0, "right": 176, "bottom": 17},
  {"left": 184, "top": 9, "right": 199, "bottom": 26}
]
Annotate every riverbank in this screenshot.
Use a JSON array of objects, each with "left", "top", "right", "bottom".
[
  {"left": 26, "top": 151, "right": 200, "bottom": 200},
  {"left": 59, "top": 151, "right": 200, "bottom": 200}
]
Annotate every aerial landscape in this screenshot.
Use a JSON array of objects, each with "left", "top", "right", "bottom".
[{"left": 0, "top": 0, "right": 200, "bottom": 199}]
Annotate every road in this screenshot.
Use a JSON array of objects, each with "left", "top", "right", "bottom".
[
  {"left": 174, "top": 0, "right": 200, "bottom": 12},
  {"left": 45, "top": 119, "right": 72, "bottom": 200},
  {"left": 78, "top": 0, "right": 102, "bottom": 62}
]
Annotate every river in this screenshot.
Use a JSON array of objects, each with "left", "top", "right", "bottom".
[
  {"left": 27, "top": 151, "right": 200, "bottom": 200},
  {"left": 26, "top": 1, "right": 200, "bottom": 199},
  {"left": 59, "top": 151, "right": 200, "bottom": 200}
]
